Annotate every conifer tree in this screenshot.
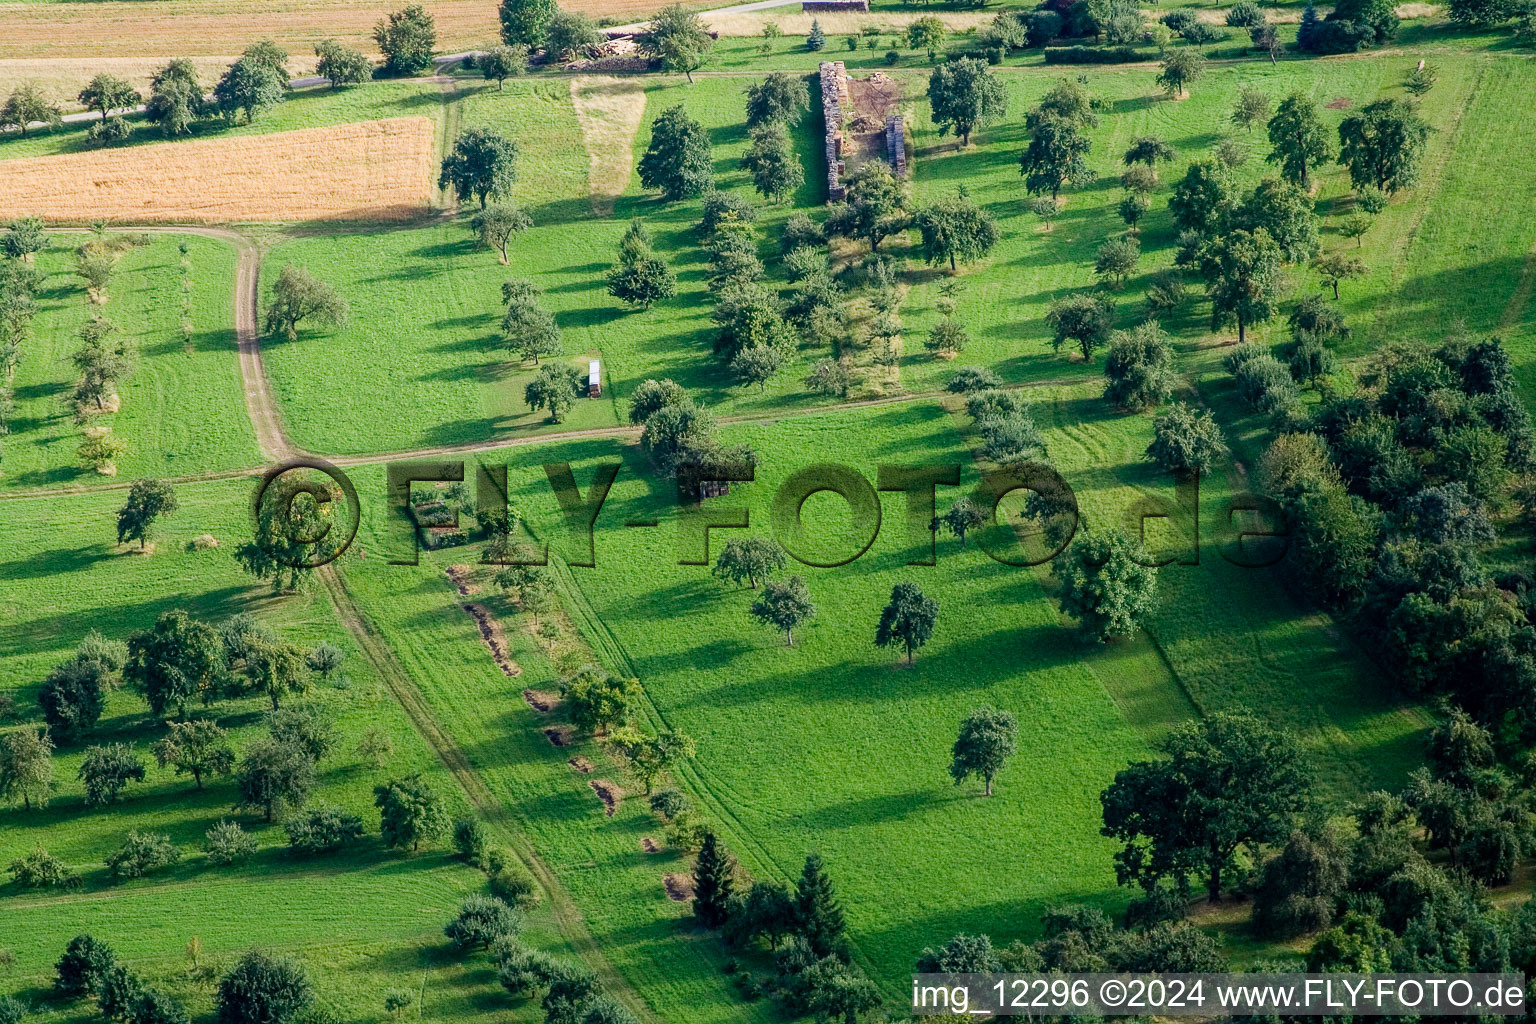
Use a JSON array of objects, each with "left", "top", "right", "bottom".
[
  {"left": 795, "top": 853, "right": 846, "bottom": 956},
  {"left": 692, "top": 831, "right": 735, "bottom": 927}
]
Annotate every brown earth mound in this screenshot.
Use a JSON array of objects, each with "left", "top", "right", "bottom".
[
  {"left": 590, "top": 779, "right": 621, "bottom": 816},
  {"left": 641, "top": 837, "right": 659, "bottom": 853},
  {"left": 544, "top": 727, "right": 571, "bottom": 747},
  {"left": 663, "top": 873, "right": 694, "bottom": 901},
  {"left": 568, "top": 756, "right": 594, "bottom": 774},
  {"left": 461, "top": 603, "right": 521, "bottom": 677},
  {"left": 445, "top": 565, "right": 481, "bottom": 596},
  {"left": 522, "top": 688, "right": 559, "bottom": 712}
]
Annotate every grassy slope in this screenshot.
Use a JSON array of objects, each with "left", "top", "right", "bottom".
[
  {"left": 0, "top": 480, "right": 577, "bottom": 1024},
  {"left": 2, "top": 234, "right": 260, "bottom": 491}
]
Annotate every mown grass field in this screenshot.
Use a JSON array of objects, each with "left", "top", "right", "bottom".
[{"left": 1, "top": 234, "right": 260, "bottom": 491}]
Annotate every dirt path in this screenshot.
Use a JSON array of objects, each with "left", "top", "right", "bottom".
[{"left": 315, "top": 564, "right": 659, "bottom": 1024}]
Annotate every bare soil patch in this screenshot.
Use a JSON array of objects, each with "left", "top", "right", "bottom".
[
  {"left": 641, "top": 837, "right": 659, "bottom": 853},
  {"left": 1326, "top": 97, "right": 1353, "bottom": 109},
  {"left": 568, "top": 756, "right": 594, "bottom": 773},
  {"left": 522, "top": 688, "right": 559, "bottom": 712},
  {"left": 460, "top": 602, "right": 523, "bottom": 678},
  {"left": 544, "top": 726, "right": 572, "bottom": 747},
  {"left": 590, "top": 779, "right": 622, "bottom": 816},
  {"left": 0, "top": 118, "right": 436, "bottom": 223},
  {"left": 663, "top": 873, "right": 694, "bottom": 901},
  {"left": 570, "top": 76, "right": 647, "bottom": 217},
  {"left": 444, "top": 564, "right": 481, "bottom": 596}
]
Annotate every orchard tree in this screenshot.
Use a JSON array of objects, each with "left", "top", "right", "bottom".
[
  {"left": 1231, "top": 87, "right": 1270, "bottom": 133},
  {"left": 524, "top": 363, "right": 584, "bottom": 423},
  {"left": 713, "top": 537, "right": 787, "bottom": 588},
  {"left": 38, "top": 657, "right": 107, "bottom": 739},
  {"left": 1313, "top": 251, "right": 1366, "bottom": 299},
  {"left": 0, "top": 84, "right": 62, "bottom": 138},
  {"left": 498, "top": 0, "right": 555, "bottom": 47},
  {"left": 1095, "top": 237, "right": 1140, "bottom": 288},
  {"left": 1100, "top": 711, "right": 1309, "bottom": 900},
  {"left": 263, "top": 265, "right": 348, "bottom": 342},
  {"left": 153, "top": 721, "right": 235, "bottom": 789},
  {"left": 619, "top": 729, "right": 694, "bottom": 795},
  {"left": 1051, "top": 529, "right": 1158, "bottom": 642},
  {"left": 1157, "top": 49, "right": 1205, "bottom": 99},
  {"left": 1020, "top": 113, "right": 1093, "bottom": 202},
  {"left": 440, "top": 127, "right": 517, "bottom": 208},
  {"left": 55, "top": 935, "right": 117, "bottom": 997},
  {"left": 927, "top": 57, "right": 1007, "bottom": 147},
  {"left": 243, "top": 636, "right": 310, "bottom": 711},
  {"left": 375, "top": 773, "right": 451, "bottom": 852},
  {"left": 374, "top": 3, "right": 437, "bottom": 76},
  {"left": 647, "top": 5, "right": 714, "bottom": 83},
  {"left": 1337, "top": 98, "right": 1431, "bottom": 194},
  {"left": 950, "top": 706, "right": 1017, "bottom": 796},
  {"left": 444, "top": 895, "right": 519, "bottom": 950},
  {"left": 77, "top": 75, "right": 140, "bottom": 120},
  {"left": 915, "top": 189, "right": 1000, "bottom": 272},
  {"left": 875, "top": 582, "right": 939, "bottom": 665},
  {"left": 750, "top": 575, "right": 816, "bottom": 646},
  {"left": 1146, "top": 402, "right": 1228, "bottom": 475},
  {"left": 1123, "top": 135, "right": 1175, "bottom": 168},
  {"left": 313, "top": 40, "right": 371, "bottom": 87},
  {"left": 825, "top": 160, "right": 910, "bottom": 252},
  {"left": 1103, "top": 321, "right": 1176, "bottom": 411},
  {"left": 215, "top": 951, "right": 312, "bottom": 1024},
  {"left": 745, "top": 72, "right": 809, "bottom": 127},
  {"left": 563, "top": 669, "right": 635, "bottom": 734},
  {"left": 1030, "top": 195, "right": 1060, "bottom": 231},
  {"left": 638, "top": 105, "right": 711, "bottom": 200},
  {"left": 1198, "top": 228, "right": 1284, "bottom": 343},
  {"left": 3, "top": 217, "right": 45, "bottom": 261},
  {"left": 1169, "top": 159, "right": 1233, "bottom": 236},
  {"left": 145, "top": 60, "right": 204, "bottom": 137},
  {"left": 934, "top": 497, "right": 988, "bottom": 549},
  {"left": 125, "top": 610, "right": 223, "bottom": 719},
  {"left": 1119, "top": 192, "right": 1151, "bottom": 235},
  {"left": 478, "top": 44, "right": 527, "bottom": 89},
  {"left": 1267, "top": 93, "right": 1331, "bottom": 189},
  {"left": 502, "top": 278, "right": 560, "bottom": 363},
  {"left": 1045, "top": 292, "right": 1114, "bottom": 361},
  {"left": 470, "top": 203, "right": 531, "bottom": 264},
  {"left": 234, "top": 738, "right": 314, "bottom": 822},
  {"left": 607, "top": 219, "right": 677, "bottom": 307},
  {"left": 740, "top": 123, "right": 803, "bottom": 204},
  {"left": 117, "top": 478, "right": 178, "bottom": 550},
  {"left": 214, "top": 51, "right": 287, "bottom": 123},
  {"left": 0, "top": 728, "right": 54, "bottom": 810},
  {"left": 544, "top": 10, "right": 602, "bottom": 61},
  {"left": 78, "top": 743, "right": 146, "bottom": 806},
  {"left": 907, "top": 16, "right": 948, "bottom": 60}
]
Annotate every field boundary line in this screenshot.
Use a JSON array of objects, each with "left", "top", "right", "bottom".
[{"left": 316, "top": 563, "right": 662, "bottom": 1024}]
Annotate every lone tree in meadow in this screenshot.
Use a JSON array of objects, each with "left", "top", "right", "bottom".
[
  {"left": 374, "top": 3, "right": 437, "bottom": 75},
  {"left": 264, "top": 265, "right": 348, "bottom": 342},
  {"left": 915, "top": 189, "right": 1000, "bottom": 273},
  {"left": 1231, "top": 87, "right": 1270, "bottom": 134},
  {"left": 77, "top": 75, "right": 141, "bottom": 120},
  {"left": 927, "top": 57, "right": 1006, "bottom": 148},
  {"left": 1123, "top": 135, "right": 1174, "bottom": 168},
  {"left": 440, "top": 127, "right": 517, "bottom": 208},
  {"left": 1100, "top": 711, "right": 1309, "bottom": 900},
  {"left": 501, "top": 278, "right": 560, "bottom": 364},
  {"left": 647, "top": 5, "right": 714, "bottom": 83},
  {"left": 478, "top": 44, "right": 528, "bottom": 89},
  {"left": 1045, "top": 292, "right": 1114, "bottom": 361},
  {"left": 933, "top": 496, "right": 988, "bottom": 549},
  {"left": 125, "top": 610, "right": 223, "bottom": 719},
  {"left": 1198, "top": 228, "right": 1284, "bottom": 343},
  {"left": 950, "top": 706, "right": 1017, "bottom": 796},
  {"left": 638, "top": 105, "right": 712, "bottom": 201},
  {"left": 692, "top": 831, "right": 735, "bottom": 927},
  {"left": 1266, "top": 93, "right": 1331, "bottom": 189},
  {"left": 825, "top": 160, "right": 911, "bottom": 252},
  {"left": 607, "top": 219, "right": 677, "bottom": 308},
  {"left": 313, "top": 40, "right": 372, "bottom": 87},
  {"left": 524, "top": 363, "right": 584, "bottom": 423},
  {"left": 1313, "top": 251, "right": 1366, "bottom": 299},
  {"left": 1157, "top": 49, "right": 1205, "bottom": 99},
  {"left": 1019, "top": 113, "right": 1093, "bottom": 202},
  {"left": 750, "top": 575, "right": 816, "bottom": 646},
  {"left": 875, "top": 582, "right": 939, "bottom": 666},
  {"left": 1337, "top": 98, "right": 1431, "bottom": 194},
  {"left": 153, "top": 720, "right": 235, "bottom": 790},
  {"left": 117, "top": 478, "right": 178, "bottom": 551},
  {"left": 1052, "top": 529, "right": 1158, "bottom": 642},
  {"left": 470, "top": 204, "right": 532, "bottom": 265},
  {"left": 1146, "top": 402, "right": 1228, "bottom": 476},
  {"left": 235, "top": 739, "right": 314, "bottom": 822},
  {"left": 216, "top": 950, "right": 312, "bottom": 1024},
  {"left": 1103, "top": 321, "right": 1176, "bottom": 411},
  {"left": 375, "top": 773, "right": 450, "bottom": 852},
  {"left": 498, "top": 0, "right": 555, "bottom": 47},
  {"left": 714, "top": 537, "right": 788, "bottom": 588},
  {"left": 3, "top": 216, "right": 45, "bottom": 261}
]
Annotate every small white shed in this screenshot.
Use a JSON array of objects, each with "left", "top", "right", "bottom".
[{"left": 587, "top": 359, "right": 601, "bottom": 398}]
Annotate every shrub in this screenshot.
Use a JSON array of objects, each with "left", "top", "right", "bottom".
[
  {"left": 452, "top": 817, "right": 490, "bottom": 866},
  {"left": 1226, "top": 1, "right": 1266, "bottom": 27},
  {"left": 216, "top": 951, "right": 312, "bottom": 1024},
  {"left": 8, "top": 848, "right": 69, "bottom": 888},
  {"left": 1234, "top": 354, "right": 1299, "bottom": 412},
  {"left": 55, "top": 935, "right": 117, "bottom": 997},
  {"left": 205, "top": 821, "right": 259, "bottom": 866},
  {"left": 946, "top": 366, "right": 1002, "bottom": 393},
  {"left": 106, "top": 832, "right": 181, "bottom": 880},
  {"left": 884, "top": 49, "right": 900, "bottom": 65},
  {"left": 86, "top": 117, "right": 132, "bottom": 148},
  {"left": 495, "top": 941, "right": 558, "bottom": 997},
  {"left": 1044, "top": 45, "right": 1145, "bottom": 64},
  {"left": 0, "top": 996, "right": 24, "bottom": 1024},
  {"left": 488, "top": 862, "right": 542, "bottom": 911},
  {"left": 649, "top": 789, "right": 688, "bottom": 820},
  {"left": 444, "top": 894, "right": 521, "bottom": 951},
  {"left": 284, "top": 807, "right": 365, "bottom": 856},
  {"left": 699, "top": 191, "right": 756, "bottom": 235}
]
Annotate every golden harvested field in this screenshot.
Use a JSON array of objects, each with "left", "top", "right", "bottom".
[
  {"left": 0, "top": 116, "right": 437, "bottom": 223},
  {"left": 0, "top": 0, "right": 705, "bottom": 68},
  {"left": 699, "top": 8, "right": 995, "bottom": 36},
  {"left": 0, "top": 57, "right": 254, "bottom": 112}
]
